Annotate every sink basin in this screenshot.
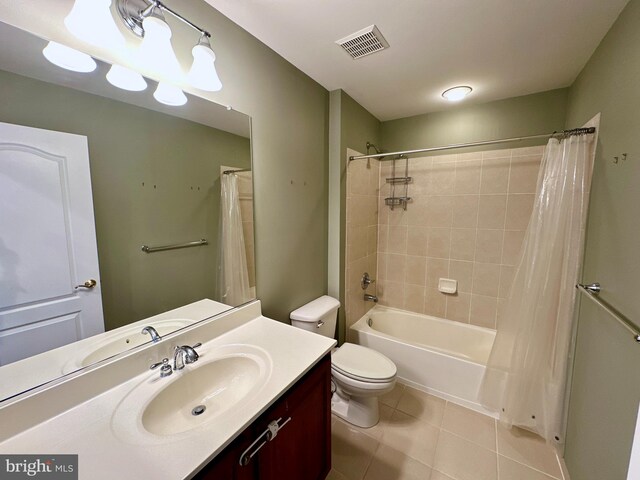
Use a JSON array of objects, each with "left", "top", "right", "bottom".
[
  {"left": 112, "top": 344, "right": 272, "bottom": 442},
  {"left": 143, "top": 356, "right": 265, "bottom": 436},
  {"left": 78, "top": 319, "right": 195, "bottom": 367}
]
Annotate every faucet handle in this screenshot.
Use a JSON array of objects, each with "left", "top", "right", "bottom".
[
  {"left": 361, "top": 272, "right": 376, "bottom": 290},
  {"left": 150, "top": 358, "right": 172, "bottom": 377}
]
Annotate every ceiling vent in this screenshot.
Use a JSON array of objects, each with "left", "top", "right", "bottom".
[{"left": 336, "top": 25, "right": 389, "bottom": 59}]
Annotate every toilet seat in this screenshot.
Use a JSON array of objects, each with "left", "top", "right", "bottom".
[
  {"left": 331, "top": 343, "right": 396, "bottom": 383},
  {"left": 332, "top": 367, "right": 396, "bottom": 393}
]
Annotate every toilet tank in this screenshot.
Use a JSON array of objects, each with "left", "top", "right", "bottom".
[{"left": 290, "top": 296, "right": 340, "bottom": 338}]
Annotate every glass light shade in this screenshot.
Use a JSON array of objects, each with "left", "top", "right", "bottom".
[
  {"left": 64, "top": 0, "right": 125, "bottom": 49},
  {"left": 188, "top": 41, "right": 222, "bottom": 92},
  {"left": 106, "top": 64, "right": 147, "bottom": 91},
  {"left": 139, "top": 15, "right": 183, "bottom": 81},
  {"left": 42, "top": 41, "right": 97, "bottom": 73},
  {"left": 153, "top": 82, "right": 187, "bottom": 106},
  {"left": 442, "top": 86, "right": 472, "bottom": 102}
]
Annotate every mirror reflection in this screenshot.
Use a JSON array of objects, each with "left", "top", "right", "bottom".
[{"left": 0, "top": 22, "right": 255, "bottom": 401}]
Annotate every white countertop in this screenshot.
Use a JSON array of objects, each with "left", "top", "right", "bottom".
[{"left": 0, "top": 308, "right": 336, "bottom": 479}]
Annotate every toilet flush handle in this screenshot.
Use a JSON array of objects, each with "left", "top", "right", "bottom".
[{"left": 317, "top": 320, "right": 325, "bottom": 328}]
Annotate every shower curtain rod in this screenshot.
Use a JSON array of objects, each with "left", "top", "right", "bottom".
[
  {"left": 348, "top": 127, "right": 596, "bottom": 161},
  {"left": 222, "top": 168, "right": 251, "bottom": 175}
]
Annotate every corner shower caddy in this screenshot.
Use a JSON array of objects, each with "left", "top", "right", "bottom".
[{"left": 384, "top": 154, "right": 411, "bottom": 210}]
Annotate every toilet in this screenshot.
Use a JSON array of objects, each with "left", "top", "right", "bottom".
[{"left": 290, "top": 296, "right": 397, "bottom": 428}]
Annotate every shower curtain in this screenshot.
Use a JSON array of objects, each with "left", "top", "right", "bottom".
[
  {"left": 479, "top": 131, "right": 595, "bottom": 443},
  {"left": 216, "top": 172, "right": 251, "bottom": 306}
]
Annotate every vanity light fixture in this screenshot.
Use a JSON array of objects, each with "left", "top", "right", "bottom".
[
  {"left": 106, "top": 64, "right": 148, "bottom": 91},
  {"left": 188, "top": 35, "right": 222, "bottom": 92},
  {"left": 66, "top": 0, "right": 148, "bottom": 92},
  {"left": 137, "top": 7, "right": 183, "bottom": 81},
  {"left": 153, "top": 82, "right": 187, "bottom": 106},
  {"left": 442, "top": 85, "right": 473, "bottom": 102},
  {"left": 60, "top": 0, "right": 221, "bottom": 105},
  {"left": 42, "top": 41, "right": 97, "bottom": 73},
  {"left": 116, "top": 0, "right": 223, "bottom": 92},
  {"left": 65, "top": 0, "right": 126, "bottom": 49}
]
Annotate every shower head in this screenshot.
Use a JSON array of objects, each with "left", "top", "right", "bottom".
[{"left": 366, "top": 142, "right": 382, "bottom": 154}]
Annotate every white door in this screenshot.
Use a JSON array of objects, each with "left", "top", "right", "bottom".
[{"left": 0, "top": 121, "right": 104, "bottom": 366}]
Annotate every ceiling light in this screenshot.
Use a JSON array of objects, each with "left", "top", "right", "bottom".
[
  {"left": 64, "top": 0, "right": 125, "bottom": 49},
  {"left": 106, "top": 64, "right": 147, "bottom": 91},
  {"left": 138, "top": 9, "right": 183, "bottom": 81},
  {"left": 442, "top": 86, "right": 472, "bottom": 102},
  {"left": 188, "top": 35, "right": 222, "bottom": 92},
  {"left": 42, "top": 41, "right": 97, "bottom": 73},
  {"left": 153, "top": 82, "right": 187, "bottom": 106}
]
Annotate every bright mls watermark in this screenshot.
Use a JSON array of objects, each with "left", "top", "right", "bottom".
[{"left": 0, "top": 455, "right": 77, "bottom": 479}]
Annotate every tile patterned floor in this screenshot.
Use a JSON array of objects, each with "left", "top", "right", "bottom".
[{"left": 329, "top": 383, "right": 565, "bottom": 480}]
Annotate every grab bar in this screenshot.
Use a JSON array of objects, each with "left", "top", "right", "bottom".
[
  {"left": 141, "top": 239, "right": 208, "bottom": 253},
  {"left": 576, "top": 283, "right": 640, "bottom": 342}
]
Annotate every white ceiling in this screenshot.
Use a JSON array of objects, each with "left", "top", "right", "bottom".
[{"left": 205, "top": 0, "right": 628, "bottom": 121}]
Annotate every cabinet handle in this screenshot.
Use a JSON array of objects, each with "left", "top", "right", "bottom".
[{"left": 239, "top": 416, "right": 292, "bottom": 466}]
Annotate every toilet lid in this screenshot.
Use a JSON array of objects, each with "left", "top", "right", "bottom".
[{"left": 332, "top": 343, "right": 396, "bottom": 382}]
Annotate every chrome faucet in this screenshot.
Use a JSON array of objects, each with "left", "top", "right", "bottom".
[
  {"left": 141, "top": 325, "right": 161, "bottom": 342},
  {"left": 364, "top": 293, "right": 378, "bottom": 303},
  {"left": 173, "top": 343, "right": 202, "bottom": 370}
]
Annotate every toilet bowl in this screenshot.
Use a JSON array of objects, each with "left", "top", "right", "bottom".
[
  {"left": 330, "top": 342, "right": 396, "bottom": 427},
  {"left": 290, "top": 296, "right": 397, "bottom": 428}
]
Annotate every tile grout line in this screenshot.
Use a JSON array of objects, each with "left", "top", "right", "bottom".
[
  {"left": 493, "top": 419, "right": 564, "bottom": 480},
  {"left": 496, "top": 150, "right": 514, "bottom": 329},
  {"left": 495, "top": 415, "right": 500, "bottom": 479},
  {"left": 496, "top": 452, "right": 562, "bottom": 480},
  {"left": 437, "top": 422, "right": 500, "bottom": 455},
  {"left": 469, "top": 155, "right": 483, "bottom": 326},
  {"left": 444, "top": 158, "right": 458, "bottom": 322}
]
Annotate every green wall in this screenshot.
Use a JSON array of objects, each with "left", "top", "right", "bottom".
[
  {"left": 381, "top": 88, "right": 569, "bottom": 154},
  {"left": 172, "top": 0, "right": 330, "bottom": 322},
  {"left": 0, "top": 0, "right": 330, "bottom": 324},
  {"left": 329, "top": 90, "right": 381, "bottom": 343},
  {"left": 0, "top": 69, "right": 250, "bottom": 331},
  {"left": 564, "top": 0, "right": 640, "bottom": 477}
]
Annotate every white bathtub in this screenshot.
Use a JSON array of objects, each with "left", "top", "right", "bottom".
[{"left": 350, "top": 305, "right": 497, "bottom": 415}]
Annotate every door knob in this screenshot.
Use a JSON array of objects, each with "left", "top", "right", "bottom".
[{"left": 75, "top": 279, "right": 97, "bottom": 289}]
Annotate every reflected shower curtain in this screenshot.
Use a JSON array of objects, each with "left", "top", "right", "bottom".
[
  {"left": 216, "top": 173, "right": 251, "bottom": 306},
  {"left": 479, "top": 132, "right": 595, "bottom": 443}
]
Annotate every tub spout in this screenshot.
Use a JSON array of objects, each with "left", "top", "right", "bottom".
[{"left": 364, "top": 293, "right": 378, "bottom": 303}]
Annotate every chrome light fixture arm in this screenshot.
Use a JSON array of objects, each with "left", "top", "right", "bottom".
[{"left": 117, "top": 0, "right": 211, "bottom": 39}]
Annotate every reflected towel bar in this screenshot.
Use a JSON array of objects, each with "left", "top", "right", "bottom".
[
  {"left": 141, "top": 239, "right": 208, "bottom": 253},
  {"left": 576, "top": 283, "right": 640, "bottom": 342}
]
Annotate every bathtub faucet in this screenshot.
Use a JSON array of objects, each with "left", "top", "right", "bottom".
[{"left": 364, "top": 293, "right": 378, "bottom": 303}]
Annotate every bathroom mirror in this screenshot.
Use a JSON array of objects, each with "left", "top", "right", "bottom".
[{"left": 0, "top": 22, "right": 256, "bottom": 402}]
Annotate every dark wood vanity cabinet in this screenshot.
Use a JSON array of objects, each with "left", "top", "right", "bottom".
[{"left": 193, "top": 354, "right": 332, "bottom": 480}]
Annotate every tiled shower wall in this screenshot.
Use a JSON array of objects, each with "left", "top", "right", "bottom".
[
  {"left": 345, "top": 150, "right": 380, "bottom": 329},
  {"left": 376, "top": 146, "right": 543, "bottom": 329}
]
